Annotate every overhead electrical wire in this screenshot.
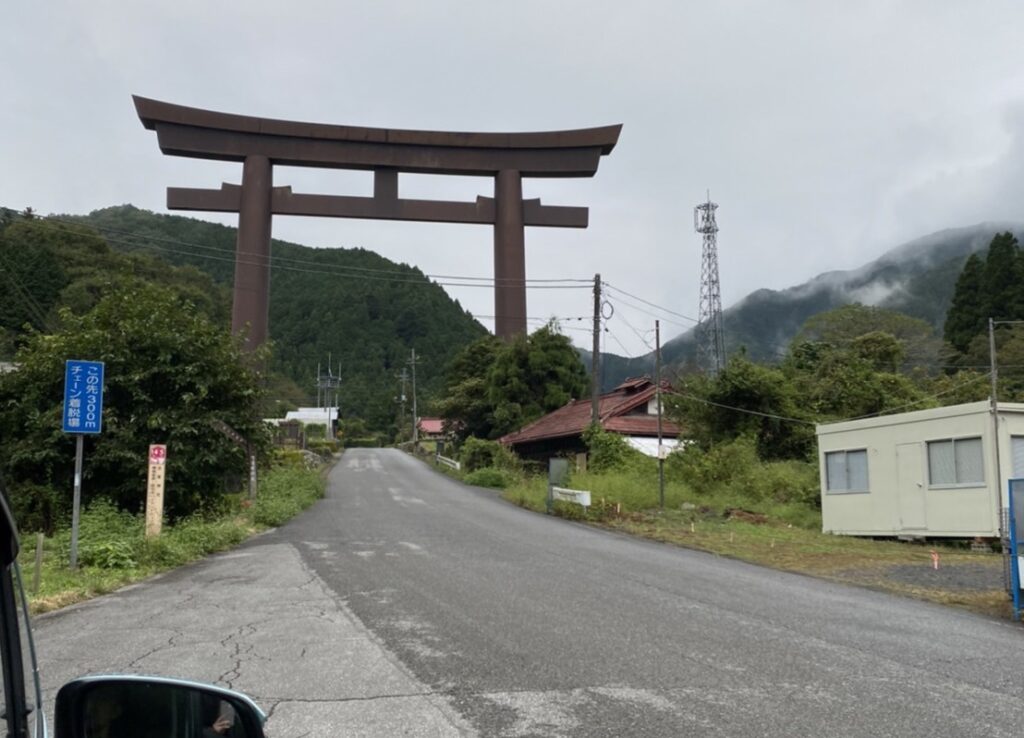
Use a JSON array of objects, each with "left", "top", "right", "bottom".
[
  {"left": 31, "top": 214, "right": 592, "bottom": 287},
  {"left": 602, "top": 282, "right": 699, "bottom": 324},
  {"left": 664, "top": 368, "right": 994, "bottom": 429},
  {"left": 612, "top": 309, "right": 655, "bottom": 353},
  {"left": 0, "top": 250, "right": 54, "bottom": 331},
  {"left": 12, "top": 211, "right": 998, "bottom": 419},
  {"left": 603, "top": 293, "right": 693, "bottom": 330},
  {"left": 603, "top": 326, "right": 636, "bottom": 358}
]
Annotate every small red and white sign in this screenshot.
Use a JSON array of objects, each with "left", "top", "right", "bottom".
[{"left": 149, "top": 444, "right": 167, "bottom": 465}]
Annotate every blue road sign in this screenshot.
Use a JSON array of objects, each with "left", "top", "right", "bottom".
[{"left": 63, "top": 360, "right": 104, "bottom": 434}]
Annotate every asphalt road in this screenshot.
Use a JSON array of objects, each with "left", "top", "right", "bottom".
[{"left": 32, "top": 449, "right": 1024, "bottom": 736}]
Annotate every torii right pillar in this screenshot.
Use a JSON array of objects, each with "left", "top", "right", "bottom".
[{"left": 494, "top": 169, "right": 526, "bottom": 338}]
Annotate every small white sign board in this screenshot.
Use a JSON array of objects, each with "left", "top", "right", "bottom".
[{"left": 551, "top": 486, "right": 591, "bottom": 507}]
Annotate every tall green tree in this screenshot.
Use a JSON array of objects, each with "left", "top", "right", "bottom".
[
  {"left": 785, "top": 338, "right": 927, "bottom": 422},
  {"left": 798, "top": 303, "right": 938, "bottom": 370},
  {"left": 943, "top": 252, "right": 986, "bottom": 354},
  {"left": 436, "top": 335, "right": 503, "bottom": 442},
  {"left": 671, "top": 355, "right": 814, "bottom": 461},
  {"left": 438, "top": 324, "right": 588, "bottom": 440},
  {"left": 0, "top": 282, "right": 268, "bottom": 531},
  {"left": 487, "top": 324, "right": 588, "bottom": 437},
  {"left": 944, "top": 232, "right": 1024, "bottom": 356},
  {"left": 981, "top": 231, "right": 1023, "bottom": 320}
]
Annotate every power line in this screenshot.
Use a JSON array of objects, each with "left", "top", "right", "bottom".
[
  {"left": 35, "top": 214, "right": 591, "bottom": 287},
  {"left": 837, "top": 371, "right": 992, "bottom": 422},
  {"left": 665, "top": 368, "right": 994, "bottom": 428},
  {"left": 603, "top": 282, "right": 699, "bottom": 324},
  {"left": 613, "top": 310, "right": 654, "bottom": 352},
  {"left": 604, "top": 326, "right": 637, "bottom": 358},
  {"left": 0, "top": 249, "right": 53, "bottom": 331},
  {"left": 666, "top": 389, "right": 818, "bottom": 426},
  {"left": 603, "top": 294, "right": 693, "bottom": 330},
  {"left": 24, "top": 219, "right": 587, "bottom": 290}
]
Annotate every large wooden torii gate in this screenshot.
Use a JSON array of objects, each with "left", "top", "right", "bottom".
[{"left": 133, "top": 96, "right": 620, "bottom": 346}]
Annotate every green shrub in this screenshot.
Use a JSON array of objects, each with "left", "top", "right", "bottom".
[
  {"left": 275, "top": 449, "right": 307, "bottom": 468},
  {"left": 551, "top": 499, "right": 587, "bottom": 520},
  {"left": 143, "top": 515, "right": 251, "bottom": 568},
  {"left": 274, "top": 449, "right": 322, "bottom": 470},
  {"left": 249, "top": 467, "right": 325, "bottom": 526},
  {"left": 78, "top": 539, "right": 138, "bottom": 569},
  {"left": 306, "top": 439, "right": 338, "bottom": 458},
  {"left": 464, "top": 467, "right": 513, "bottom": 489},
  {"left": 459, "top": 437, "right": 501, "bottom": 471},
  {"left": 344, "top": 437, "right": 381, "bottom": 449},
  {"left": 667, "top": 436, "right": 820, "bottom": 508},
  {"left": 6, "top": 481, "right": 66, "bottom": 535},
  {"left": 47, "top": 499, "right": 142, "bottom": 568},
  {"left": 583, "top": 425, "right": 649, "bottom": 473},
  {"left": 668, "top": 436, "right": 758, "bottom": 491},
  {"left": 459, "top": 437, "right": 521, "bottom": 472}
]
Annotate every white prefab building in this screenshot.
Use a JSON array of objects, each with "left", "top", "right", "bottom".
[{"left": 817, "top": 400, "right": 1024, "bottom": 538}]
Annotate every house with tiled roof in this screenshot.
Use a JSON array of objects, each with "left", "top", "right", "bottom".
[
  {"left": 417, "top": 417, "right": 445, "bottom": 440},
  {"left": 499, "top": 377, "right": 683, "bottom": 462}
]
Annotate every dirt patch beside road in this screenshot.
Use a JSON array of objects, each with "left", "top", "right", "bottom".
[
  {"left": 600, "top": 510, "right": 1015, "bottom": 620},
  {"left": 852, "top": 561, "right": 1003, "bottom": 592}
]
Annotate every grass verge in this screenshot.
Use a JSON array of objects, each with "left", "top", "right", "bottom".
[{"left": 18, "top": 463, "right": 327, "bottom": 615}]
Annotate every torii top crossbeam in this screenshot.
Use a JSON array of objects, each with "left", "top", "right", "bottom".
[{"left": 134, "top": 95, "right": 621, "bottom": 345}]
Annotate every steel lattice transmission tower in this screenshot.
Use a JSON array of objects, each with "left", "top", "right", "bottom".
[{"left": 695, "top": 194, "right": 726, "bottom": 374}]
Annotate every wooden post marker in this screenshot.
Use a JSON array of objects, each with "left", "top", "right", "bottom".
[{"left": 146, "top": 444, "right": 167, "bottom": 537}]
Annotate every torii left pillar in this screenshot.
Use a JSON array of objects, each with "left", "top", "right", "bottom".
[{"left": 233, "top": 155, "right": 273, "bottom": 348}]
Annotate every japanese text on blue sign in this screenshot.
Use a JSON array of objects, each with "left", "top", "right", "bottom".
[{"left": 63, "top": 360, "right": 105, "bottom": 434}]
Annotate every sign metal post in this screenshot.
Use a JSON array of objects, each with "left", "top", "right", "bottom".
[
  {"left": 62, "top": 360, "right": 104, "bottom": 570},
  {"left": 547, "top": 458, "right": 569, "bottom": 515}
]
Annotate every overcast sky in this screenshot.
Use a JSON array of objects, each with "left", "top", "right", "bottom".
[{"left": 3, "top": 1, "right": 1023, "bottom": 357}]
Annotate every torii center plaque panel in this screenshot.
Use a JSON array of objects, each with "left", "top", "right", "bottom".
[{"left": 133, "top": 96, "right": 621, "bottom": 346}]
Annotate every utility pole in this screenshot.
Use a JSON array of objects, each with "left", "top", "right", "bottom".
[
  {"left": 990, "top": 318, "right": 1005, "bottom": 555},
  {"left": 986, "top": 318, "right": 1024, "bottom": 591},
  {"left": 409, "top": 349, "right": 420, "bottom": 446},
  {"left": 327, "top": 352, "right": 334, "bottom": 438},
  {"left": 656, "top": 320, "right": 665, "bottom": 509},
  {"left": 314, "top": 357, "right": 341, "bottom": 438},
  {"left": 592, "top": 273, "right": 602, "bottom": 425},
  {"left": 397, "top": 367, "right": 409, "bottom": 436}
]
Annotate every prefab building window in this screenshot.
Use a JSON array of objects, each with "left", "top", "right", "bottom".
[
  {"left": 1012, "top": 436, "right": 1024, "bottom": 479},
  {"left": 927, "top": 437, "right": 984, "bottom": 487},
  {"left": 825, "top": 449, "right": 869, "bottom": 493}
]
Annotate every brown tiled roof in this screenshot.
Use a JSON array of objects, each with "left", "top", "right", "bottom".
[
  {"left": 500, "top": 378, "right": 680, "bottom": 446},
  {"left": 604, "top": 415, "right": 680, "bottom": 436},
  {"left": 418, "top": 418, "right": 444, "bottom": 434}
]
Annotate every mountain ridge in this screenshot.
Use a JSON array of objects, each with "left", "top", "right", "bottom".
[{"left": 594, "top": 222, "right": 1024, "bottom": 388}]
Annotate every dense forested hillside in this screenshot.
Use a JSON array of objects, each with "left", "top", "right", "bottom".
[
  {"left": 5, "top": 206, "right": 489, "bottom": 431},
  {"left": 596, "top": 222, "right": 1024, "bottom": 387}
]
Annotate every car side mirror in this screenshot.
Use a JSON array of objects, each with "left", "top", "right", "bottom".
[{"left": 55, "top": 675, "right": 266, "bottom": 738}]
